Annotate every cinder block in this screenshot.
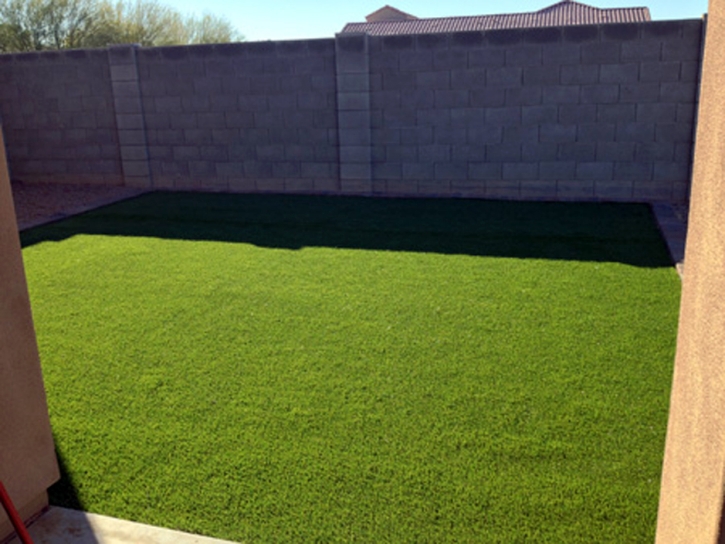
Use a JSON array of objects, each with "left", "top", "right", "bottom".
[
  {"left": 503, "top": 126, "right": 539, "bottom": 144},
  {"left": 600, "top": 63, "right": 639, "bottom": 83},
  {"left": 503, "top": 162, "right": 537, "bottom": 180},
  {"left": 418, "top": 180, "right": 451, "bottom": 195},
  {"left": 603, "top": 23, "right": 641, "bottom": 41},
  {"left": 597, "top": 104, "right": 636, "bottom": 123},
  {"left": 398, "top": 50, "right": 433, "bottom": 72},
  {"left": 340, "top": 146, "right": 370, "bottom": 162},
  {"left": 560, "top": 64, "right": 599, "bottom": 85},
  {"left": 183, "top": 129, "right": 212, "bottom": 145},
  {"left": 486, "top": 143, "right": 521, "bottom": 162},
  {"left": 616, "top": 122, "right": 655, "bottom": 142},
  {"left": 215, "top": 162, "right": 243, "bottom": 176},
  {"left": 674, "top": 142, "right": 693, "bottom": 163},
  {"left": 543, "top": 85, "right": 580, "bottom": 104},
  {"left": 298, "top": 162, "right": 332, "bottom": 178},
  {"left": 662, "top": 39, "right": 702, "bottom": 62},
  {"left": 485, "top": 106, "right": 522, "bottom": 126},
  {"left": 110, "top": 64, "right": 138, "bottom": 82},
  {"left": 381, "top": 71, "right": 416, "bottom": 91},
  {"left": 524, "top": 66, "right": 560, "bottom": 85},
  {"left": 505, "top": 87, "right": 542, "bottom": 106},
  {"left": 383, "top": 109, "right": 416, "bottom": 128},
  {"left": 434, "top": 127, "right": 467, "bottom": 145},
  {"left": 542, "top": 44, "right": 580, "bottom": 65},
  {"left": 340, "top": 163, "right": 372, "bottom": 180},
  {"left": 400, "top": 89, "right": 434, "bottom": 109},
  {"left": 581, "top": 41, "right": 620, "bottom": 64},
  {"left": 244, "top": 161, "right": 273, "bottom": 178},
  {"left": 237, "top": 95, "right": 268, "bottom": 111},
  {"left": 384, "top": 179, "right": 418, "bottom": 195},
  {"left": 470, "top": 89, "right": 506, "bottom": 108},
  {"left": 636, "top": 103, "right": 677, "bottom": 123},
  {"left": 558, "top": 143, "right": 596, "bottom": 161},
  {"left": 338, "top": 92, "right": 369, "bottom": 111},
  {"left": 521, "top": 180, "right": 558, "bottom": 200},
  {"left": 339, "top": 111, "right": 370, "bottom": 129},
  {"left": 284, "top": 178, "right": 316, "bottom": 193},
  {"left": 540, "top": 161, "right": 576, "bottom": 180},
  {"left": 522, "top": 105, "right": 558, "bottom": 124},
  {"left": 122, "top": 160, "right": 150, "bottom": 177},
  {"left": 256, "top": 179, "right": 286, "bottom": 192},
  {"left": 660, "top": 82, "right": 697, "bottom": 103},
  {"left": 402, "top": 163, "right": 434, "bottom": 180},
  {"left": 298, "top": 91, "right": 328, "bottom": 110},
  {"left": 117, "top": 129, "right": 146, "bottom": 146},
  {"left": 632, "top": 181, "right": 672, "bottom": 201},
  {"left": 487, "top": 29, "right": 525, "bottom": 46},
  {"left": 505, "top": 45, "right": 542, "bottom": 66},
  {"left": 451, "top": 108, "right": 485, "bottom": 127},
  {"left": 653, "top": 161, "right": 689, "bottom": 181},
  {"left": 401, "top": 127, "right": 434, "bottom": 145},
  {"left": 614, "top": 161, "right": 653, "bottom": 181},
  {"left": 433, "top": 49, "right": 468, "bottom": 70},
  {"left": 580, "top": 84, "right": 619, "bottom": 104},
  {"left": 597, "top": 142, "right": 635, "bottom": 161},
  {"left": 593, "top": 180, "right": 633, "bottom": 200},
  {"left": 557, "top": 180, "right": 595, "bottom": 199},
  {"left": 540, "top": 124, "right": 577, "bottom": 143},
  {"left": 337, "top": 73, "right": 370, "bottom": 92},
  {"left": 452, "top": 144, "right": 485, "bottom": 161},
  {"left": 313, "top": 178, "right": 340, "bottom": 192},
  {"left": 335, "top": 34, "right": 369, "bottom": 74},
  {"left": 468, "top": 48, "right": 505, "bottom": 68},
  {"left": 680, "top": 61, "right": 701, "bottom": 83},
  {"left": 524, "top": 27, "right": 562, "bottom": 44},
  {"left": 636, "top": 142, "right": 674, "bottom": 161},
  {"left": 486, "top": 67, "right": 523, "bottom": 87},
  {"left": 467, "top": 124, "right": 503, "bottom": 145},
  {"left": 272, "top": 161, "right": 300, "bottom": 178},
  {"left": 199, "top": 145, "right": 227, "bottom": 161},
  {"left": 655, "top": 123, "right": 694, "bottom": 143},
  {"left": 416, "top": 71, "right": 450, "bottom": 90},
  {"left": 385, "top": 145, "right": 417, "bottom": 161},
  {"left": 621, "top": 40, "right": 662, "bottom": 63},
  {"left": 120, "top": 146, "right": 148, "bottom": 161},
  {"left": 373, "top": 162, "right": 404, "bottom": 180},
  {"left": 435, "top": 163, "right": 467, "bottom": 180},
  {"left": 522, "top": 143, "right": 557, "bottom": 161},
  {"left": 576, "top": 161, "right": 613, "bottom": 180},
  {"left": 639, "top": 61, "right": 681, "bottom": 82},
  {"left": 450, "top": 69, "right": 487, "bottom": 90},
  {"left": 196, "top": 113, "right": 225, "bottom": 130},
  {"left": 116, "top": 113, "right": 145, "bottom": 130},
  {"left": 469, "top": 162, "right": 502, "bottom": 180},
  {"left": 435, "top": 90, "right": 469, "bottom": 108},
  {"left": 559, "top": 104, "right": 596, "bottom": 123},
  {"left": 370, "top": 90, "right": 399, "bottom": 109},
  {"left": 619, "top": 83, "right": 661, "bottom": 103},
  {"left": 417, "top": 145, "right": 450, "bottom": 162},
  {"left": 563, "top": 25, "right": 599, "bottom": 44}
]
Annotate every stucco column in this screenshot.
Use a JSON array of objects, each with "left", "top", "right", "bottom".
[
  {"left": 655, "top": 5, "right": 725, "bottom": 543},
  {"left": 0, "top": 124, "right": 59, "bottom": 540}
]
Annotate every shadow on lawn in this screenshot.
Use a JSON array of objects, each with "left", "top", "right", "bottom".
[
  {"left": 21, "top": 191, "right": 672, "bottom": 267},
  {"left": 48, "top": 443, "right": 84, "bottom": 511}
]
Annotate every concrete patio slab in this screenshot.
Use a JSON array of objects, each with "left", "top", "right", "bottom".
[{"left": 5, "top": 507, "right": 239, "bottom": 544}]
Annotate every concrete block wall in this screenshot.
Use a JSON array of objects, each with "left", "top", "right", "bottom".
[
  {"left": 367, "top": 20, "right": 702, "bottom": 201},
  {"left": 0, "top": 18, "right": 704, "bottom": 203},
  {"left": 0, "top": 49, "right": 123, "bottom": 185},
  {"left": 136, "top": 40, "right": 339, "bottom": 193}
]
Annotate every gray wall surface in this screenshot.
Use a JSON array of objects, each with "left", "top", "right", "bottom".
[{"left": 0, "top": 19, "right": 704, "bottom": 203}]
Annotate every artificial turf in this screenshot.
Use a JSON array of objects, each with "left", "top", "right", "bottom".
[{"left": 21, "top": 193, "right": 680, "bottom": 543}]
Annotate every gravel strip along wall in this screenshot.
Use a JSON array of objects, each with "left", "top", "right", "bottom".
[{"left": 0, "top": 19, "right": 704, "bottom": 203}]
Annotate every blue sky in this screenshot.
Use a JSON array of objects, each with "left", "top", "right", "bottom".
[{"left": 169, "top": 0, "right": 709, "bottom": 42}]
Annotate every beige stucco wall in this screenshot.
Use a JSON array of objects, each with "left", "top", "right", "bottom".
[
  {"left": 0, "top": 125, "right": 59, "bottom": 540},
  {"left": 656, "top": 3, "right": 725, "bottom": 543}
]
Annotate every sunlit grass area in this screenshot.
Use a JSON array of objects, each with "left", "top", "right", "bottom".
[{"left": 22, "top": 193, "right": 680, "bottom": 543}]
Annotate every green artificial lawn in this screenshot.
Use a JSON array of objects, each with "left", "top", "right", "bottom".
[{"left": 21, "top": 193, "right": 681, "bottom": 543}]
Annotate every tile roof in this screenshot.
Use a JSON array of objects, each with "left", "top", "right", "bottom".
[{"left": 340, "top": 0, "right": 651, "bottom": 36}]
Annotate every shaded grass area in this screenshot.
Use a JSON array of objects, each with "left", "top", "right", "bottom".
[{"left": 22, "top": 194, "right": 680, "bottom": 542}]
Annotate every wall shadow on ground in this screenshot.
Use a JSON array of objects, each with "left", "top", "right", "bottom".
[
  {"left": 47, "top": 442, "right": 84, "bottom": 512},
  {"left": 20, "top": 192, "right": 672, "bottom": 268}
]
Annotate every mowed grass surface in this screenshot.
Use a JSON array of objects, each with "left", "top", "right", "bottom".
[{"left": 22, "top": 194, "right": 680, "bottom": 543}]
